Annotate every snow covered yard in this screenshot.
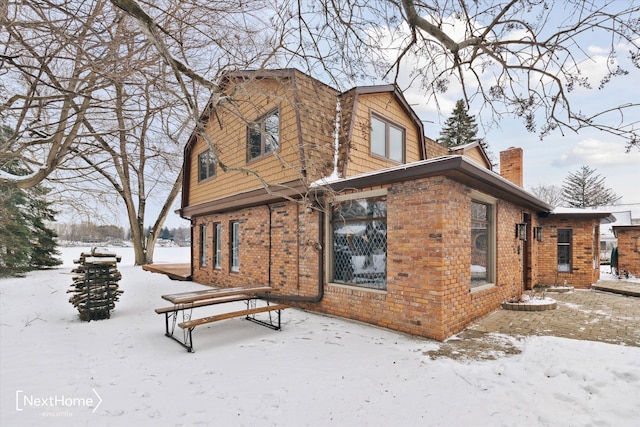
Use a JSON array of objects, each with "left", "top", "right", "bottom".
[{"left": 1, "top": 247, "right": 640, "bottom": 426}]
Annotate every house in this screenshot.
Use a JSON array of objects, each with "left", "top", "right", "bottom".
[
  {"left": 579, "top": 204, "right": 640, "bottom": 262},
  {"left": 612, "top": 225, "right": 640, "bottom": 277},
  {"left": 178, "top": 68, "right": 610, "bottom": 341}
]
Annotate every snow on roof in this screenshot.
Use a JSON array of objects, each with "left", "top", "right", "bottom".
[{"left": 578, "top": 204, "right": 640, "bottom": 222}]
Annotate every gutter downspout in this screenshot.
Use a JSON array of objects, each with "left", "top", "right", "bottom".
[
  {"left": 267, "top": 204, "right": 272, "bottom": 287},
  {"left": 189, "top": 221, "right": 194, "bottom": 279},
  {"left": 259, "top": 207, "right": 324, "bottom": 303}
]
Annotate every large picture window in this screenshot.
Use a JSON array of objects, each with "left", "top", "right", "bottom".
[
  {"left": 330, "top": 193, "right": 387, "bottom": 290},
  {"left": 558, "top": 229, "right": 572, "bottom": 272},
  {"left": 247, "top": 109, "right": 279, "bottom": 161},
  {"left": 198, "top": 150, "right": 216, "bottom": 181},
  {"left": 370, "top": 114, "right": 405, "bottom": 163},
  {"left": 471, "top": 198, "right": 495, "bottom": 288},
  {"left": 230, "top": 221, "right": 240, "bottom": 272}
]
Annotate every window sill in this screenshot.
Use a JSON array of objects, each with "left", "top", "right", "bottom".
[
  {"left": 246, "top": 151, "right": 278, "bottom": 165},
  {"left": 197, "top": 175, "right": 216, "bottom": 183},
  {"left": 470, "top": 283, "right": 495, "bottom": 294},
  {"left": 328, "top": 282, "right": 387, "bottom": 295},
  {"left": 370, "top": 152, "right": 404, "bottom": 165}
]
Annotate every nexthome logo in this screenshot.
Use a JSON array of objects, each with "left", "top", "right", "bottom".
[{"left": 15, "top": 389, "right": 102, "bottom": 414}]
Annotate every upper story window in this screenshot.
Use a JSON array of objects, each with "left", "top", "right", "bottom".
[
  {"left": 198, "top": 149, "right": 216, "bottom": 181},
  {"left": 247, "top": 109, "right": 279, "bottom": 161},
  {"left": 370, "top": 113, "right": 405, "bottom": 163}
]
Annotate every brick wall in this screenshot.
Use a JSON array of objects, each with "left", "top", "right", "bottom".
[
  {"left": 191, "top": 203, "right": 320, "bottom": 298},
  {"left": 614, "top": 227, "right": 640, "bottom": 277},
  {"left": 191, "top": 176, "right": 538, "bottom": 341},
  {"left": 499, "top": 147, "right": 523, "bottom": 187},
  {"left": 536, "top": 217, "right": 600, "bottom": 288}
]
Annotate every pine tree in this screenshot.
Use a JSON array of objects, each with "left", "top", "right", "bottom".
[
  {"left": 27, "top": 186, "right": 62, "bottom": 268},
  {"left": 438, "top": 100, "right": 482, "bottom": 148},
  {"left": 0, "top": 182, "right": 32, "bottom": 276},
  {"left": 0, "top": 126, "right": 61, "bottom": 276},
  {"left": 561, "top": 165, "right": 621, "bottom": 208}
]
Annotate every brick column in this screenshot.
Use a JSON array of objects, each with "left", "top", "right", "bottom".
[{"left": 499, "top": 147, "right": 523, "bottom": 187}]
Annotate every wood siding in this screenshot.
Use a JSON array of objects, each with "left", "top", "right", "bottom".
[
  {"left": 460, "top": 146, "right": 490, "bottom": 168},
  {"left": 186, "top": 71, "right": 337, "bottom": 207},
  {"left": 343, "top": 92, "right": 423, "bottom": 177}
]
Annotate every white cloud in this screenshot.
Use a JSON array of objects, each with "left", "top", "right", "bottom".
[{"left": 551, "top": 138, "right": 640, "bottom": 167}]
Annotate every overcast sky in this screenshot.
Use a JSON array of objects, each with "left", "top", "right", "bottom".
[
  {"left": 396, "top": 18, "right": 640, "bottom": 208},
  {"left": 156, "top": 6, "right": 640, "bottom": 229}
]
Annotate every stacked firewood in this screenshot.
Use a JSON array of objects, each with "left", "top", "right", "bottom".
[{"left": 68, "top": 247, "right": 124, "bottom": 321}]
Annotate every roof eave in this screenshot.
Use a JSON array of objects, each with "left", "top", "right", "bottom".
[{"left": 322, "top": 156, "right": 552, "bottom": 212}]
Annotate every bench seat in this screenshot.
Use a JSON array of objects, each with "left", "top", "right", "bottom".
[{"left": 179, "top": 304, "right": 288, "bottom": 329}]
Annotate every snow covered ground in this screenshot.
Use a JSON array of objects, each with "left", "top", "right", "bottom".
[{"left": 1, "top": 247, "right": 639, "bottom": 426}]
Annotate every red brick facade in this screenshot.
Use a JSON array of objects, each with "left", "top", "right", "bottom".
[
  {"left": 182, "top": 70, "right": 611, "bottom": 342},
  {"left": 613, "top": 226, "right": 640, "bottom": 277},
  {"left": 192, "top": 176, "right": 545, "bottom": 341},
  {"left": 536, "top": 216, "right": 601, "bottom": 288},
  {"left": 499, "top": 147, "right": 523, "bottom": 187}
]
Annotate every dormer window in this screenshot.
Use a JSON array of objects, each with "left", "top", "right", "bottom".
[
  {"left": 247, "top": 108, "right": 280, "bottom": 161},
  {"left": 370, "top": 113, "right": 405, "bottom": 163}
]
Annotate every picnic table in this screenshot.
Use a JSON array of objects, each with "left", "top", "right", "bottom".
[{"left": 156, "top": 286, "right": 287, "bottom": 352}]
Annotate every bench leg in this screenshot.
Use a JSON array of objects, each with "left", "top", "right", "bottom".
[
  {"left": 163, "top": 309, "right": 196, "bottom": 352},
  {"left": 184, "top": 328, "right": 194, "bottom": 353},
  {"left": 245, "top": 308, "right": 282, "bottom": 331}
]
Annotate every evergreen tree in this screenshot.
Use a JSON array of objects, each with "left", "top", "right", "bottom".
[
  {"left": 159, "top": 226, "right": 173, "bottom": 240},
  {"left": 438, "top": 100, "right": 482, "bottom": 148},
  {"left": 561, "top": 165, "right": 621, "bottom": 208},
  {"left": 0, "top": 181, "right": 32, "bottom": 276},
  {"left": 0, "top": 126, "right": 61, "bottom": 276},
  {"left": 27, "top": 186, "right": 62, "bottom": 268}
]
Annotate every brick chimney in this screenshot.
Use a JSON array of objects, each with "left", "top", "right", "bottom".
[{"left": 499, "top": 147, "right": 523, "bottom": 187}]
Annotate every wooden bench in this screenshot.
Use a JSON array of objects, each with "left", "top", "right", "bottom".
[{"left": 156, "top": 286, "right": 286, "bottom": 352}]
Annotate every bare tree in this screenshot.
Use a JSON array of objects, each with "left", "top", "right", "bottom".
[
  {"left": 293, "top": 1, "right": 640, "bottom": 148},
  {"left": 530, "top": 184, "right": 564, "bottom": 208},
  {"left": 2, "top": 1, "right": 294, "bottom": 264},
  {"left": 0, "top": 0, "right": 115, "bottom": 188},
  {"left": 108, "top": 0, "right": 640, "bottom": 147}
]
